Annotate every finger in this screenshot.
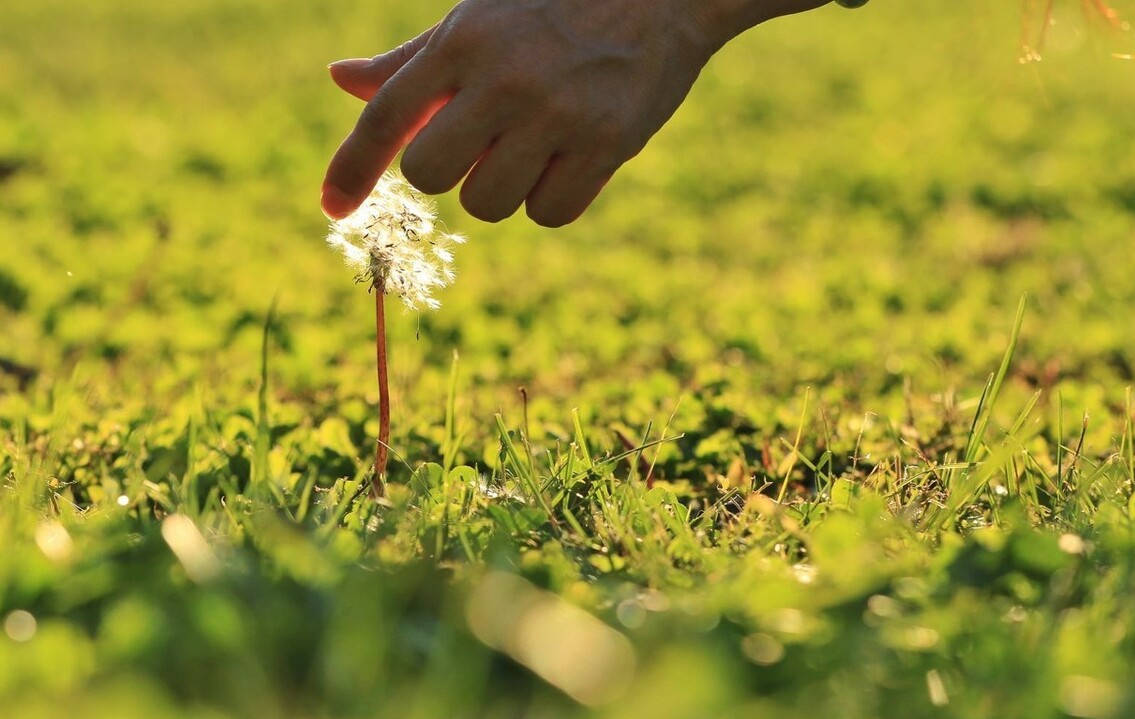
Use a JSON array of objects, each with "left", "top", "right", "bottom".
[
  {"left": 460, "top": 133, "right": 554, "bottom": 223},
  {"left": 328, "top": 24, "right": 438, "bottom": 101},
  {"left": 400, "top": 93, "right": 501, "bottom": 195},
  {"left": 525, "top": 154, "right": 613, "bottom": 228},
  {"left": 321, "top": 55, "right": 454, "bottom": 219}
]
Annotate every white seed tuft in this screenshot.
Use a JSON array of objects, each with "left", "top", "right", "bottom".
[{"left": 326, "top": 172, "right": 465, "bottom": 311}]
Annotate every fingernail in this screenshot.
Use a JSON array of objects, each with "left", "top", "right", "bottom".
[
  {"left": 321, "top": 184, "right": 355, "bottom": 220},
  {"left": 327, "top": 58, "right": 372, "bottom": 73}
]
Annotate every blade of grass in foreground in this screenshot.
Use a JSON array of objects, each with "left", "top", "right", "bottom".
[
  {"left": 922, "top": 296, "right": 1029, "bottom": 531},
  {"left": 252, "top": 298, "right": 285, "bottom": 508},
  {"left": 777, "top": 386, "right": 812, "bottom": 503},
  {"left": 1124, "top": 387, "right": 1134, "bottom": 487},
  {"left": 439, "top": 351, "right": 462, "bottom": 556},
  {"left": 963, "top": 295, "right": 1027, "bottom": 464},
  {"left": 442, "top": 351, "right": 461, "bottom": 473},
  {"left": 495, "top": 413, "right": 559, "bottom": 528},
  {"left": 252, "top": 300, "right": 275, "bottom": 487}
]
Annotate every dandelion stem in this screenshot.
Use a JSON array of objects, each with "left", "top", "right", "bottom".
[{"left": 373, "top": 287, "right": 390, "bottom": 498}]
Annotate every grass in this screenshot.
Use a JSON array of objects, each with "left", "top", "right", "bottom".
[{"left": 3, "top": 0, "right": 1135, "bottom": 717}]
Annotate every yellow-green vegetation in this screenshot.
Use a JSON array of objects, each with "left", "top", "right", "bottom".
[{"left": 3, "top": 1, "right": 1135, "bottom": 717}]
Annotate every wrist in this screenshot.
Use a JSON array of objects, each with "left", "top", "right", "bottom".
[{"left": 689, "top": 0, "right": 831, "bottom": 51}]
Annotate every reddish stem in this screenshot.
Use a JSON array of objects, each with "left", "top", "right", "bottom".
[{"left": 373, "top": 289, "right": 390, "bottom": 498}]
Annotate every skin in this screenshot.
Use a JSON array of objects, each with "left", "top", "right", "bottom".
[{"left": 322, "top": 0, "right": 831, "bottom": 227}]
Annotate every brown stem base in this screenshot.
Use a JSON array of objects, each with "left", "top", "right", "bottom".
[{"left": 373, "top": 290, "right": 390, "bottom": 498}]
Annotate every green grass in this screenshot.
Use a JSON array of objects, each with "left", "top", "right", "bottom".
[{"left": 3, "top": 1, "right": 1135, "bottom": 717}]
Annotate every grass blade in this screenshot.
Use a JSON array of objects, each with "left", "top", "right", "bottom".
[{"left": 964, "top": 294, "right": 1027, "bottom": 464}]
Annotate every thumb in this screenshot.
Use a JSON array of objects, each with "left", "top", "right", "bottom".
[{"left": 328, "top": 25, "right": 438, "bottom": 101}]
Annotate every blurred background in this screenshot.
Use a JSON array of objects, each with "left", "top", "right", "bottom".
[
  {"left": 1, "top": 1, "right": 1133, "bottom": 441},
  {"left": 2, "top": 1, "right": 1135, "bottom": 717}
]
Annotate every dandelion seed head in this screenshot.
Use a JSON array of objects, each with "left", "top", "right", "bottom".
[{"left": 327, "top": 172, "right": 465, "bottom": 311}]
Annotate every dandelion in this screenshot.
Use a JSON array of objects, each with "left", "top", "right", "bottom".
[
  {"left": 327, "top": 172, "right": 465, "bottom": 497},
  {"left": 327, "top": 172, "right": 464, "bottom": 311}
]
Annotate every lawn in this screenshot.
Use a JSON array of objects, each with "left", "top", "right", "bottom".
[{"left": 2, "top": 1, "right": 1135, "bottom": 717}]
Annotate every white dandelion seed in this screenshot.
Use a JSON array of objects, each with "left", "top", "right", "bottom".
[{"left": 327, "top": 172, "right": 465, "bottom": 311}]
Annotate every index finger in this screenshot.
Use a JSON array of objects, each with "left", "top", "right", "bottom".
[{"left": 321, "top": 54, "right": 454, "bottom": 219}]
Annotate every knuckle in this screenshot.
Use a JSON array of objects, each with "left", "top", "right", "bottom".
[
  {"left": 388, "top": 40, "right": 416, "bottom": 66},
  {"left": 494, "top": 67, "right": 540, "bottom": 103},
  {"left": 356, "top": 102, "right": 383, "bottom": 134},
  {"left": 542, "top": 94, "right": 582, "bottom": 126},
  {"left": 433, "top": 18, "right": 482, "bottom": 58},
  {"left": 356, "top": 101, "right": 397, "bottom": 144}
]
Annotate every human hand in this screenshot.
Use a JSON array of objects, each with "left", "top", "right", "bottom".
[{"left": 322, "top": 0, "right": 828, "bottom": 227}]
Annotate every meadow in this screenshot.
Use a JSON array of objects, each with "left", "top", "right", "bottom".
[{"left": 3, "top": 0, "right": 1135, "bottom": 716}]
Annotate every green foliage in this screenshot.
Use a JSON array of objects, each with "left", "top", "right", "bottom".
[{"left": 2, "top": 1, "right": 1135, "bottom": 717}]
